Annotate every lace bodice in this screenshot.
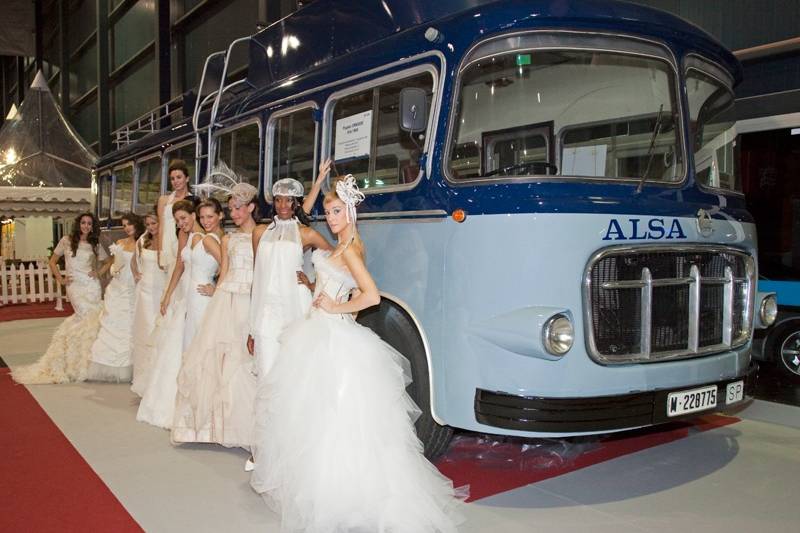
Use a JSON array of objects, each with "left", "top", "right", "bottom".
[
  {"left": 53, "top": 236, "right": 108, "bottom": 286},
  {"left": 218, "top": 232, "right": 253, "bottom": 294},
  {"left": 109, "top": 243, "right": 134, "bottom": 285},
  {"left": 183, "top": 233, "right": 220, "bottom": 286},
  {"left": 312, "top": 249, "right": 357, "bottom": 304}
]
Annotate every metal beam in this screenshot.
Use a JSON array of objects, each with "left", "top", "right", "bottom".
[
  {"left": 156, "top": 0, "right": 171, "bottom": 123},
  {"left": 59, "top": 0, "right": 69, "bottom": 108},
  {"left": 96, "top": 0, "right": 110, "bottom": 154}
]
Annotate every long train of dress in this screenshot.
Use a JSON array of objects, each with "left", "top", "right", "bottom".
[{"left": 251, "top": 250, "right": 464, "bottom": 533}]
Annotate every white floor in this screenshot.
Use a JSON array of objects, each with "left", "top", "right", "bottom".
[{"left": 3, "top": 317, "right": 800, "bottom": 533}]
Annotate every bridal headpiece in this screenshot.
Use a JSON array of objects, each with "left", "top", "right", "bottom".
[
  {"left": 193, "top": 161, "right": 258, "bottom": 208},
  {"left": 272, "top": 177, "right": 304, "bottom": 198},
  {"left": 335, "top": 174, "right": 365, "bottom": 223}
]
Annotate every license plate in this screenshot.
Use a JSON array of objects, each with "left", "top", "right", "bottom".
[
  {"left": 667, "top": 385, "right": 717, "bottom": 417},
  {"left": 725, "top": 380, "right": 744, "bottom": 405}
]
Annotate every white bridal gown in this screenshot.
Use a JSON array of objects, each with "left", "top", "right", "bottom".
[
  {"left": 12, "top": 237, "right": 107, "bottom": 384},
  {"left": 173, "top": 231, "right": 255, "bottom": 447},
  {"left": 130, "top": 241, "right": 168, "bottom": 396},
  {"left": 250, "top": 249, "right": 464, "bottom": 533},
  {"left": 87, "top": 243, "right": 136, "bottom": 382},
  {"left": 136, "top": 232, "right": 217, "bottom": 429}
]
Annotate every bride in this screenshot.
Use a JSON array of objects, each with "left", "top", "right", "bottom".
[{"left": 250, "top": 176, "right": 464, "bottom": 533}]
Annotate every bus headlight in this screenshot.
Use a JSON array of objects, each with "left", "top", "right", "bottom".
[
  {"left": 543, "top": 314, "right": 574, "bottom": 355},
  {"left": 760, "top": 294, "right": 778, "bottom": 327}
]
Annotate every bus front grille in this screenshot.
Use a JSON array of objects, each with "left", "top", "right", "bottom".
[{"left": 584, "top": 245, "right": 755, "bottom": 364}]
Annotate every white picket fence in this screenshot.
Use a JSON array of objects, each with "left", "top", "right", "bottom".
[{"left": 0, "top": 257, "right": 67, "bottom": 309}]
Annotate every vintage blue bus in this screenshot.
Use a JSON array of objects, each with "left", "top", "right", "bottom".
[{"left": 94, "top": 0, "right": 776, "bottom": 457}]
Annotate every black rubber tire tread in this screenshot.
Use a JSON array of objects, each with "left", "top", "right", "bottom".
[
  {"left": 357, "top": 299, "right": 453, "bottom": 459},
  {"left": 764, "top": 318, "right": 800, "bottom": 380}
]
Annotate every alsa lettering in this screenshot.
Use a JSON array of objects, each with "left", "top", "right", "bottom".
[{"left": 602, "top": 218, "right": 687, "bottom": 241}]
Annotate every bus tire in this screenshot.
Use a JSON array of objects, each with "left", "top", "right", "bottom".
[
  {"left": 357, "top": 298, "right": 453, "bottom": 459},
  {"left": 765, "top": 319, "right": 800, "bottom": 380}
]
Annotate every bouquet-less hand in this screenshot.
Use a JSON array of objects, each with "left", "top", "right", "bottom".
[
  {"left": 61, "top": 274, "right": 72, "bottom": 286},
  {"left": 312, "top": 292, "right": 337, "bottom": 313},
  {"left": 88, "top": 270, "right": 98, "bottom": 279},
  {"left": 197, "top": 283, "right": 215, "bottom": 297},
  {"left": 297, "top": 271, "right": 314, "bottom": 291},
  {"left": 160, "top": 294, "right": 171, "bottom": 316},
  {"left": 133, "top": 271, "right": 142, "bottom": 283},
  {"left": 246, "top": 335, "right": 255, "bottom": 356}
]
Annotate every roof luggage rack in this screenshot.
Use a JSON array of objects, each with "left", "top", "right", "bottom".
[{"left": 111, "top": 93, "right": 191, "bottom": 150}]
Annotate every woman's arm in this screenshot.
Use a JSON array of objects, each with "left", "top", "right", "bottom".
[
  {"left": 314, "top": 246, "right": 380, "bottom": 314},
  {"left": 131, "top": 248, "right": 141, "bottom": 282},
  {"left": 160, "top": 235, "right": 188, "bottom": 314},
  {"left": 251, "top": 224, "right": 266, "bottom": 259},
  {"left": 300, "top": 226, "right": 333, "bottom": 252},
  {"left": 96, "top": 252, "right": 114, "bottom": 277},
  {"left": 302, "top": 158, "right": 331, "bottom": 215},
  {"left": 156, "top": 195, "right": 167, "bottom": 254},
  {"left": 48, "top": 251, "right": 67, "bottom": 286}
]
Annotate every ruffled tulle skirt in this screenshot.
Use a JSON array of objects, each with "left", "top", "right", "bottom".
[
  {"left": 12, "top": 282, "right": 103, "bottom": 385},
  {"left": 250, "top": 311, "right": 464, "bottom": 533},
  {"left": 12, "top": 307, "right": 103, "bottom": 384},
  {"left": 172, "top": 289, "right": 256, "bottom": 447}
]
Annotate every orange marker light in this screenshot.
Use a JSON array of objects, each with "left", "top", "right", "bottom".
[{"left": 452, "top": 209, "right": 467, "bottom": 223}]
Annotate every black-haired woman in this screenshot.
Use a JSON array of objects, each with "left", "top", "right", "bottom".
[
  {"left": 86, "top": 213, "right": 144, "bottom": 382},
  {"left": 12, "top": 213, "right": 109, "bottom": 384}
]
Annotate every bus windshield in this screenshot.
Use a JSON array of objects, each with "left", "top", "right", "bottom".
[{"left": 449, "top": 49, "right": 683, "bottom": 183}]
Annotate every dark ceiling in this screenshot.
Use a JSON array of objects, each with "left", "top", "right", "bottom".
[{"left": 0, "top": 1, "right": 35, "bottom": 57}]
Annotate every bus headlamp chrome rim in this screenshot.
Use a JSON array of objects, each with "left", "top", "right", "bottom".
[
  {"left": 543, "top": 314, "right": 574, "bottom": 355},
  {"left": 760, "top": 294, "right": 778, "bottom": 327}
]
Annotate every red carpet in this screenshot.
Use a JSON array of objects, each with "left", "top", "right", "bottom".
[
  {"left": 0, "top": 301, "right": 73, "bottom": 322},
  {"left": 436, "top": 414, "right": 740, "bottom": 501},
  {"left": 0, "top": 368, "right": 142, "bottom": 532}
]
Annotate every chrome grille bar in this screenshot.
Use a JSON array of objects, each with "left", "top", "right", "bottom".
[{"left": 584, "top": 245, "right": 755, "bottom": 364}]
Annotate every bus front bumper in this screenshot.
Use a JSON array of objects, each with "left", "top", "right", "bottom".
[{"left": 474, "top": 362, "right": 757, "bottom": 433}]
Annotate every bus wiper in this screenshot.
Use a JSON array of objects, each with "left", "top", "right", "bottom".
[{"left": 635, "top": 104, "right": 664, "bottom": 194}]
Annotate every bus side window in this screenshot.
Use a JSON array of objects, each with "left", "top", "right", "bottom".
[
  {"left": 330, "top": 70, "right": 434, "bottom": 191},
  {"left": 215, "top": 121, "right": 261, "bottom": 193},
  {"left": 135, "top": 156, "right": 162, "bottom": 214},
  {"left": 268, "top": 105, "right": 317, "bottom": 198},
  {"left": 97, "top": 173, "right": 112, "bottom": 220},
  {"left": 112, "top": 165, "right": 134, "bottom": 217}
]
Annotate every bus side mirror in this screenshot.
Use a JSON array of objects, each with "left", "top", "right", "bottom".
[{"left": 399, "top": 88, "right": 428, "bottom": 132}]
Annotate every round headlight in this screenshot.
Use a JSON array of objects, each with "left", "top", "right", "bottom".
[
  {"left": 543, "top": 314, "right": 574, "bottom": 355},
  {"left": 760, "top": 294, "right": 778, "bottom": 327}
]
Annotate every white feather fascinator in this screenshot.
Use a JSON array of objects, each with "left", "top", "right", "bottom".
[{"left": 193, "top": 161, "right": 258, "bottom": 207}]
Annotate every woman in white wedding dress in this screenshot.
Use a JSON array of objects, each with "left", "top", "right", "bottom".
[
  {"left": 246, "top": 164, "right": 332, "bottom": 470},
  {"left": 250, "top": 177, "right": 464, "bottom": 533},
  {"left": 12, "top": 213, "right": 108, "bottom": 384},
  {"left": 136, "top": 199, "right": 202, "bottom": 428},
  {"left": 86, "top": 213, "right": 144, "bottom": 382},
  {"left": 173, "top": 172, "right": 258, "bottom": 447},
  {"left": 181, "top": 198, "right": 223, "bottom": 346},
  {"left": 130, "top": 212, "right": 168, "bottom": 395}
]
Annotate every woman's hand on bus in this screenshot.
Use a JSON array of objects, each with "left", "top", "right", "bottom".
[
  {"left": 316, "top": 159, "right": 332, "bottom": 186},
  {"left": 197, "top": 283, "right": 215, "bottom": 297}
]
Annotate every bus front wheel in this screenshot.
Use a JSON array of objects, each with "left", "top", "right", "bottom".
[
  {"left": 766, "top": 319, "right": 800, "bottom": 380},
  {"left": 357, "top": 299, "right": 453, "bottom": 459}
]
